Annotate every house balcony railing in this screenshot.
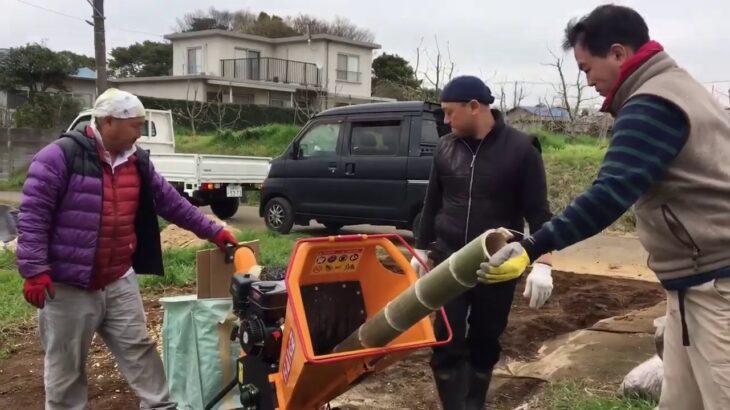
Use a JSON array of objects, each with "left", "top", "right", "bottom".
[{"left": 220, "top": 57, "right": 321, "bottom": 88}]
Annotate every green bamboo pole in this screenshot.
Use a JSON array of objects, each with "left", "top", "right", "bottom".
[{"left": 333, "top": 229, "right": 510, "bottom": 353}]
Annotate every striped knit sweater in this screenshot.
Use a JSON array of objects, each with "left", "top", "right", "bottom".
[{"left": 523, "top": 94, "right": 689, "bottom": 261}]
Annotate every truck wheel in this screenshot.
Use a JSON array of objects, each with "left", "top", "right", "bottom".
[
  {"left": 264, "top": 197, "right": 294, "bottom": 234},
  {"left": 210, "top": 198, "right": 240, "bottom": 220}
]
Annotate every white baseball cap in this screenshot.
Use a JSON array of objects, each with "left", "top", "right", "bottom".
[{"left": 92, "top": 88, "right": 146, "bottom": 119}]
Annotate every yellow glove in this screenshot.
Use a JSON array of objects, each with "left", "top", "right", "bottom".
[{"left": 476, "top": 242, "right": 530, "bottom": 284}]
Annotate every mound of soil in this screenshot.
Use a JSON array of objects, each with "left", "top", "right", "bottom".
[
  {"left": 0, "top": 272, "right": 663, "bottom": 409},
  {"left": 160, "top": 216, "right": 238, "bottom": 250}
]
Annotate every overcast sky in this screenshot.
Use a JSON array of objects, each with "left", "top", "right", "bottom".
[{"left": 3, "top": 0, "right": 729, "bottom": 107}]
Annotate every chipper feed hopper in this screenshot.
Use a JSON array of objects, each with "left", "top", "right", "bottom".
[{"left": 210, "top": 230, "right": 510, "bottom": 410}]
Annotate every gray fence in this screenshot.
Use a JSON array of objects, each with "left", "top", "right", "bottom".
[{"left": 0, "top": 128, "right": 58, "bottom": 180}]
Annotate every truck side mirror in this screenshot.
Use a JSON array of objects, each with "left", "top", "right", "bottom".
[{"left": 291, "top": 141, "right": 300, "bottom": 159}]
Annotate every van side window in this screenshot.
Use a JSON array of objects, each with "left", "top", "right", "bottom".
[
  {"left": 420, "top": 119, "right": 447, "bottom": 156},
  {"left": 298, "top": 123, "right": 341, "bottom": 158},
  {"left": 350, "top": 120, "right": 401, "bottom": 156},
  {"left": 72, "top": 116, "right": 92, "bottom": 133}
]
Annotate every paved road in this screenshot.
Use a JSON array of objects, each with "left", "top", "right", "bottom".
[
  {"left": 0, "top": 191, "right": 21, "bottom": 206},
  {"left": 3, "top": 191, "right": 652, "bottom": 280},
  {"left": 209, "top": 204, "right": 415, "bottom": 240}
]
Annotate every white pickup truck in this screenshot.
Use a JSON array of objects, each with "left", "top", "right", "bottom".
[{"left": 66, "top": 109, "right": 271, "bottom": 220}]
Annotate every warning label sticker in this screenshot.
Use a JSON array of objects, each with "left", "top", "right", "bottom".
[{"left": 312, "top": 248, "right": 363, "bottom": 274}]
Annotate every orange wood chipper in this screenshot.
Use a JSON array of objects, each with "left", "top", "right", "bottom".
[{"left": 206, "top": 230, "right": 510, "bottom": 410}]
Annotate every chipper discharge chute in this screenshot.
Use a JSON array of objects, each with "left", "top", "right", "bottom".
[{"left": 212, "top": 229, "right": 509, "bottom": 410}]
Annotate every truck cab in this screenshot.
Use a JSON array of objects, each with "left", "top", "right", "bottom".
[
  {"left": 260, "top": 101, "right": 449, "bottom": 234},
  {"left": 67, "top": 109, "right": 176, "bottom": 154},
  {"left": 67, "top": 110, "right": 271, "bottom": 220}
]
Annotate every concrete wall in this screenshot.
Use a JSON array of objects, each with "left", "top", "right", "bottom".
[
  {"left": 115, "top": 79, "right": 208, "bottom": 102},
  {"left": 0, "top": 128, "right": 58, "bottom": 180}
]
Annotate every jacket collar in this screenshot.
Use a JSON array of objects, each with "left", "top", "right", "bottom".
[{"left": 601, "top": 41, "right": 675, "bottom": 115}]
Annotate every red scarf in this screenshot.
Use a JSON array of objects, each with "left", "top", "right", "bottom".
[{"left": 600, "top": 40, "right": 664, "bottom": 112}]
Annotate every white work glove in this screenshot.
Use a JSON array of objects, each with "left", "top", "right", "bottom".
[
  {"left": 523, "top": 263, "right": 553, "bottom": 308},
  {"left": 410, "top": 249, "right": 429, "bottom": 277}
]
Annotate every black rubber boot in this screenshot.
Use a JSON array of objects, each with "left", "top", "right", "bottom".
[
  {"left": 465, "top": 368, "right": 493, "bottom": 410},
  {"left": 433, "top": 365, "right": 468, "bottom": 410}
]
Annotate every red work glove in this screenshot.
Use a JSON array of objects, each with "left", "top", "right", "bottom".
[
  {"left": 211, "top": 229, "right": 237, "bottom": 252},
  {"left": 23, "top": 273, "right": 55, "bottom": 309}
]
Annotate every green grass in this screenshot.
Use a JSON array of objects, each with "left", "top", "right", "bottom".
[
  {"left": 536, "top": 381, "right": 657, "bottom": 410},
  {"left": 538, "top": 130, "right": 636, "bottom": 233},
  {"left": 0, "top": 251, "right": 32, "bottom": 358},
  {"left": 0, "top": 229, "right": 298, "bottom": 358},
  {"left": 176, "top": 124, "right": 300, "bottom": 158},
  {"left": 0, "top": 167, "right": 27, "bottom": 192}
]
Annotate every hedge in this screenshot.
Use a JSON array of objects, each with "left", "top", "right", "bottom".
[{"left": 137, "top": 96, "right": 307, "bottom": 134}]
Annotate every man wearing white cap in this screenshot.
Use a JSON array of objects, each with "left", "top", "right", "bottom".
[{"left": 16, "top": 88, "right": 237, "bottom": 409}]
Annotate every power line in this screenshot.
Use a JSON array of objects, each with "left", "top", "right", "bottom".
[
  {"left": 15, "top": 0, "right": 164, "bottom": 38},
  {"left": 16, "top": 0, "right": 84, "bottom": 21}
]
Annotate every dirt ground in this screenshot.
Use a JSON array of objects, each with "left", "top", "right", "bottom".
[{"left": 0, "top": 273, "right": 663, "bottom": 410}]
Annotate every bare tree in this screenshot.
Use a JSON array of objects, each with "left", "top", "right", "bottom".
[
  {"left": 511, "top": 81, "right": 527, "bottom": 110},
  {"left": 498, "top": 85, "right": 508, "bottom": 113},
  {"left": 206, "top": 86, "right": 243, "bottom": 132},
  {"left": 408, "top": 36, "right": 456, "bottom": 101},
  {"left": 419, "top": 35, "right": 455, "bottom": 99},
  {"left": 177, "top": 80, "right": 207, "bottom": 135},
  {"left": 294, "top": 82, "right": 329, "bottom": 124},
  {"left": 544, "top": 49, "right": 594, "bottom": 133}
]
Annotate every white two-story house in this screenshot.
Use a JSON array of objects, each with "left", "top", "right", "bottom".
[{"left": 113, "top": 29, "right": 391, "bottom": 109}]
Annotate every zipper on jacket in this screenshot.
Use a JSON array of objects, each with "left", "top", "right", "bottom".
[
  {"left": 461, "top": 138, "right": 485, "bottom": 246},
  {"left": 661, "top": 204, "right": 701, "bottom": 271},
  {"left": 108, "top": 167, "right": 119, "bottom": 268}
]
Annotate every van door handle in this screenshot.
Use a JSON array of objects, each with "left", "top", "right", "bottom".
[
  {"left": 327, "top": 162, "right": 337, "bottom": 173},
  {"left": 345, "top": 163, "right": 356, "bottom": 176}
]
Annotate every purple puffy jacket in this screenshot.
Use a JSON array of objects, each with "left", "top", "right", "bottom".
[{"left": 16, "top": 131, "right": 222, "bottom": 288}]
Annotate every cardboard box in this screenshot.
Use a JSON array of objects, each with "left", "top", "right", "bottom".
[{"left": 196, "top": 240, "right": 260, "bottom": 299}]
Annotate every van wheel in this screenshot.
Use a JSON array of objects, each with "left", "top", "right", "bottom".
[
  {"left": 411, "top": 211, "right": 423, "bottom": 240},
  {"left": 323, "top": 223, "right": 343, "bottom": 233},
  {"left": 264, "top": 197, "right": 294, "bottom": 234},
  {"left": 210, "top": 198, "right": 240, "bottom": 220}
]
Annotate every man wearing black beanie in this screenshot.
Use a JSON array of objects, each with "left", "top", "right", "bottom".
[{"left": 411, "top": 75, "right": 554, "bottom": 409}]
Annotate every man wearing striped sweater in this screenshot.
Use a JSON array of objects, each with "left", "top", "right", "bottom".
[{"left": 481, "top": 5, "right": 730, "bottom": 409}]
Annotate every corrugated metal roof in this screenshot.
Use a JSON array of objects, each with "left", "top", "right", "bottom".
[
  {"left": 72, "top": 67, "right": 97, "bottom": 79},
  {"left": 517, "top": 105, "right": 571, "bottom": 119}
]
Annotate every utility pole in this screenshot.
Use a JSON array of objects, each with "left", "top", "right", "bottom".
[{"left": 87, "top": 0, "right": 107, "bottom": 94}]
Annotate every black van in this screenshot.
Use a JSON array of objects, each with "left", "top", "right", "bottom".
[{"left": 259, "top": 101, "right": 448, "bottom": 235}]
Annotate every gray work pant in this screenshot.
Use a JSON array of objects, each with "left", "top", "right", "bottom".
[{"left": 39, "top": 273, "right": 176, "bottom": 410}]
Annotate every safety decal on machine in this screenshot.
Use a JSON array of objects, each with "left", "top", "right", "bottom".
[
  {"left": 282, "top": 330, "right": 296, "bottom": 384},
  {"left": 312, "top": 248, "right": 364, "bottom": 274}
]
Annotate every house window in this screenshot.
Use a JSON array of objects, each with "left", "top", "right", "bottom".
[
  {"left": 270, "top": 92, "right": 290, "bottom": 107},
  {"left": 234, "top": 48, "right": 260, "bottom": 81},
  {"left": 337, "top": 54, "right": 360, "bottom": 82},
  {"left": 187, "top": 47, "right": 202, "bottom": 74},
  {"left": 233, "top": 94, "right": 254, "bottom": 105}
]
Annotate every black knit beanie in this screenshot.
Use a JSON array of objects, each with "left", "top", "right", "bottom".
[{"left": 440, "top": 75, "right": 495, "bottom": 105}]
